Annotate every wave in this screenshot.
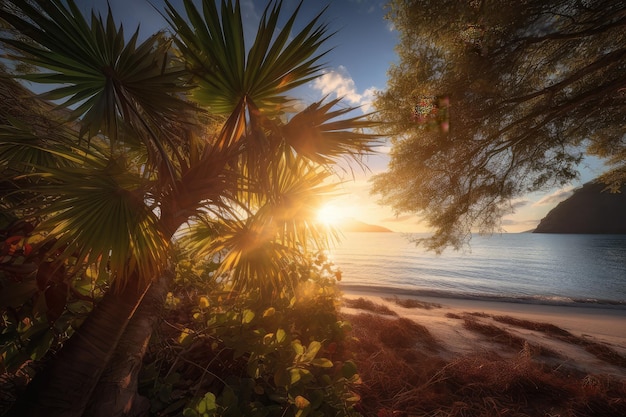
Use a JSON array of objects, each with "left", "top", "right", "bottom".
[
  {"left": 332, "top": 233, "right": 626, "bottom": 309},
  {"left": 338, "top": 283, "right": 626, "bottom": 310}
]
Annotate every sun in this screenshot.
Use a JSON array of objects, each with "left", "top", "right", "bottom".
[{"left": 316, "top": 203, "right": 349, "bottom": 226}]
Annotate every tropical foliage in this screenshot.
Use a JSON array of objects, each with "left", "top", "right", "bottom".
[
  {"left": 371, "top": 0, "right": 626, "bottom": 251},
  {"left": 0, "top": 1, "right": 378, "bottom": 415},
  {"left": 140, "top": 249, "right": 360, "bottom": 417}
]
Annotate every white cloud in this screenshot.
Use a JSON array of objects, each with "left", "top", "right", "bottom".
[
  {"left": 532, "top": 187, "right": 575, "bottom": 207},
  {"left": 509, "top": 199, "right": 531, "bottom": 210},
  {"left": 311, "top": 66, "right": 377, "bottom": 112}
]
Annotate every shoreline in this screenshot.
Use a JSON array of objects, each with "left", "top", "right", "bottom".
[
  {"left": 339, "top": 283, "right": 626, "bottom": 309},
  {"left": 340, "top": 288, "right": 626, "bottom": 379},
  {"left": 340, "top": 286, "right": 626, "bottom": 340}
]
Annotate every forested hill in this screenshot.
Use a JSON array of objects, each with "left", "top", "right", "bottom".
[{"left": 533, "top": 182, "right": 626, "bottom": 234}]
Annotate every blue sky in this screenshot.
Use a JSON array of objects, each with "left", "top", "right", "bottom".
[
  {"left": 74, "top": 0, "right": 599, "bottom": 233},
  {"left": 77, "top": 0, "right": 396, "bottom": 107}
]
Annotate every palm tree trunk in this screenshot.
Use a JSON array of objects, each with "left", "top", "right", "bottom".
[
  {"left": 81, "top": 217, "right": 184, "bottom": 416},
  {"left": 7, "top": 277, "right": 151, "bottom": 417},
  {"left": 84, "top": 269, "right": 173, "bottom": 417}
]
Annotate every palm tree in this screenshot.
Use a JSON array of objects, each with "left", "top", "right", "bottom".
[{"left": 0, "top": 0, "right": 378, "bottom": 416}]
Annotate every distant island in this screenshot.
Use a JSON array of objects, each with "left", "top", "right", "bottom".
[
  {"left": 339, "top": 219, "right": 393, "bottom": 233},
  {"left": 533, "top": 181, "right": 626, "bottom": 234}
]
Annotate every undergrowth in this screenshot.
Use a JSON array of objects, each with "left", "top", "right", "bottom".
[
  {"left": 492, "top": 315, "right": 626, "bottom": 368},
  {"left": 343, "top": 298, "right": 398, "bottom": 316},
  {"left": 462, "top": 317, "right": 561, "bottom": 358},
  {"left": 139, "top": 253, "right": 361, "bottom": 417},
  {"left": 383, "top": 296, "right": 442, "bottom": 310},
  {"left": 345, "top": 312, "right": 626, "bottom": 417}
]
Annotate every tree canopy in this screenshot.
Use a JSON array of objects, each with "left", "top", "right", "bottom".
[{"left": 371, "top": 0, "right": 626, "bottom": 251}]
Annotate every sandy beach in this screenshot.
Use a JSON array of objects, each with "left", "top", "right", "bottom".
[{"left": 341, "top": 290, "right": 626, "bottom": 379}]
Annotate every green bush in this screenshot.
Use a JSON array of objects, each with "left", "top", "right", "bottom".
[
  {"left": 139, "top": 252, "right": 361, "bottom": 417},
  {"left": 1, "top": 219, "right": 103, "bottom": 375}
]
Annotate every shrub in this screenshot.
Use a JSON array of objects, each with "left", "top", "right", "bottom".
[
  {"left": 139, "top": 252, "right": 361, "bottom": 417},
  {"left": 343, "top": 298, "right": 398, "bottom": 316}
]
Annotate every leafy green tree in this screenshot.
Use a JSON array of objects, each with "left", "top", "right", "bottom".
[
  {"left": 0, "top": 1, "right": 377, "bottom": 415},
  {"left": 371, "top": 0, "right": 626, "bottom": 251}
]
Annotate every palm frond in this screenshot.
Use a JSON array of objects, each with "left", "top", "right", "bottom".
[
  {"left": 281, "top": 97, "right": 382, "bottom": 166},
  {"left": 179, "top": 155, "right": 340, "bottom": 295},
  {"left": 166, "top": 0, "right": 331, "bottom": 116},
  {"left": 27, "top": 154, "right": 167, "bottom": 285},
  {"left": 159, "top": 141, "right": 242, "bottom": 234},
  {"left": 181, "top": 216, "right": 302, "bottom": 296},
  {"left": 0, "top": 0, "right": 193, "bottom": 179},
  {"left": 251, "top": 154, "right": 341, "bottom": 249},
  {"left": 0, "top": 118, "right": 77, "bottom": 173},
  {"left": 0, "top": 118, "right": 106, "bottom": 214}
]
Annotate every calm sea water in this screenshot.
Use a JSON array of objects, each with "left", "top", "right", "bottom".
[{"left": 329, "top": 232, "right": 626, "bottom": 308}]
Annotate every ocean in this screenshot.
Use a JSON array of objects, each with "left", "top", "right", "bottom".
[{"left": 329, "top": 232, "right": 626, "bottom": 308}]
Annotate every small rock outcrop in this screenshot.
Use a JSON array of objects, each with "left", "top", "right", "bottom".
[{"left": 341, "top": 219, "right": 393, "bottom": 233}]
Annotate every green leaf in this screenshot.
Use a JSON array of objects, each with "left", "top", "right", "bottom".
[
  {"left": 291, "top": 340, "right": 304, "bottom": 355},
  {"left": 183, "top": 408, "right": 199, "bottom": 417},
  {"left": 309, "top": 390, "right": 324, "bottom": 409},
  {"left": 311, "top": 358, "right": 333, "bottom": 368},
  {"left": 29, "top": 329, "right": 54, "bottom": 361},
  {"left": 276, "top": 328, "right": 286, "bottom": 343},
  {"left": 220, "top": 386, "right": 236, "bottom": 407},
  {"left": 178, "top": 328, "right": 194, "bottom": 346},
  {"left": 197, "top": 392, "right": 216, "bottom": 414},
  {"left": 302, "top": 341, "right": 321, "bottom": 362},
  {"left": 342, "top": 360, "right": 358, "bottom": 379},
  {"left": 158, "top": 384, "right": 172, "bottom": 402},
  {"left": 289, "top": 368, "right": 301, "bottom": 385},
  {"left": 274, "top": 368, "right": 288, "bottom": 387},
  {"left": 242, "top": 309, "right": 255, "bottom": 324}
]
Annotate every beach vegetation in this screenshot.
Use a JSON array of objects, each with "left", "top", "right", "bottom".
[
  {"left": 461, "top": 316, "right": 561, "bottom": 358},
  {"left": 343, "top": 298, "right": 399, "bottom": 316},
  {"left": 371, "top": 0, "right": 626, "bottom": 251},
  {"left": 140, "top": 249, "right": 361, "bottom": 417},
  {"left": 0, "top": 0, "right": 378, "bottom": 415},
  {"left": 347, "top": 311, "right": 626, "bottom": 417},
  {"left": 384, "top": 295, "right": 442, "bottom": 310},
  {"left": 492, "top": 315, "right": 626, "bottom": 368}
]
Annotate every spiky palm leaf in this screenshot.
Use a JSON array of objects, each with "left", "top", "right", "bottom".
[
  {"left": 0, "top": 82, "right": 166, "bottom": 284},
  {"left": 0, "top": 118, "right": 100, "bottom": 220},
  {"left": 28, "top": 149, "right": 168, "bottom": 283},
  {"left": 0, "top": 0, "right": 193, "bottom": 179},
  {"left": 166, "top": 0, "right": 379, "bottom": 200},
  {"left": 0, "top": 121, "right": 73, "bottom": 175},
  {"left": 181, "top": 216, "right": 304, "bottom": 296},
  {"left": 251, "top": 154, "right": 340, "bottom": 248},
  {"left": 181, "top": 154, "right": 340, "bottom": 294},
  {"left": 281, "top": 97, "right": 380, "bottom": 166},
  {"left": 159, "top": 139, "right": 243, "bottom": 235},
  {"left": 166, "top": 0, "right": 329, "bottom": 116}
]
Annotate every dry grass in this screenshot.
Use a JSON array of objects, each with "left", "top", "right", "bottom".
[
  {"left": 492, "top": 315, "right": 573, "bottom": 337},
  {"left": 493, "top": 315, "right": 626, "bottom": 368},
  {"left": 347, "top": 312, "right": 626, "bottom": 417},
  {"left": 462, "top": 318, "right": 561, "bottom": 358},
  {"left": 383, "top": 296, "right": 442, "bottom": 310},
  {"left": 343, "top": 297, "right": 398, "bottom": 316}
]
